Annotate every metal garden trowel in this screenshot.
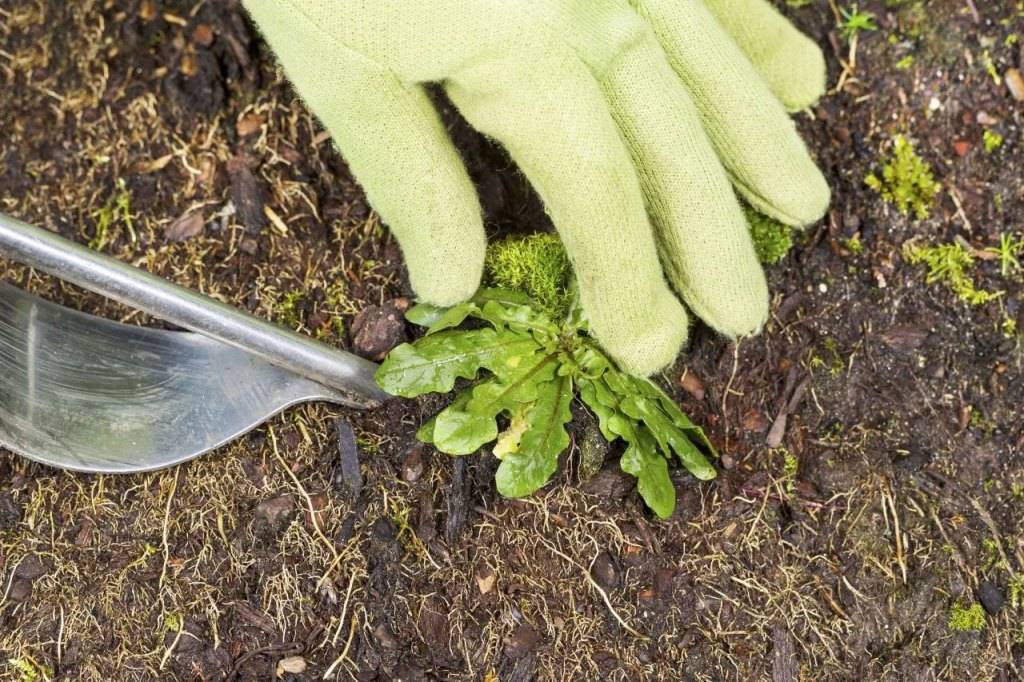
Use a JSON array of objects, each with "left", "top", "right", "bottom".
[{"left": 0, "top": 212, "right": 389, "bottom": 474}]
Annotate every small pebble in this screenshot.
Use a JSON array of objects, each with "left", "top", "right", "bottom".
[
  {"left": 254, "top": 495, "right": 294, "bottom": 532},
  {"left": 976, "top": 110, "right": 998, "bottom": 126},
  {"left": 1006, "top": 68, "right": 1024, "bottom": 101},
  {"left": 504, "top": 623, "right": 540, "bottom": 659},
  {"left": 741, "top": 409, "right": 770, "bottom": 434},
  {"left": 351, "top": 301, "right": 407, "bottom": 360},
  {"left": 978, "top": 580, "right": 1004, "bottom": 615},
  {"left": 374, "top": 623, "right": 400, "bottom": 649},
  {"left": 276, "top": 656, "right": 306, "bottom": 676},
  {"left": 590, "top": 552, "right": 619, "bottom": 591},
  {"left": 401, "top": 444, "right": 426, "bottom": 483},
  {"left": 191, "top": 23, "right": 214, "bottom": 47},
  {"left": 236, "top": 112, "right": 263, "bottom": 137},
  {"left": 679, "top": 371, "right": 705, "bottom": 401}
]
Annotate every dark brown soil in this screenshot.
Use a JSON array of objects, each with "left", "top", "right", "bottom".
[{"left": 2, "top": 1, "right": 1023, "bottom": 680}]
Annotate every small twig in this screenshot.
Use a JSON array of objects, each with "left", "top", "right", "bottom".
[
  {"left": 57, "top": 604, "right": 65, "bottom": 667},
  {"left": 159, "top": 468, "right": 181, "bottom": 595},
  {"left": 227, "top": 642, "right": 304, "bottom": 681},
  {"left": 323, "top": 610, "right": 360, "bottom": 680},
  {"left": 814, "top": 578, "right": 851, "bottom": 620},
  {"left": 739, "top": 486, "right": 828, "bottom": 511},
  {"left": 841, "top": 575, "right": 869, "bottom": 602},
  {"left": 721, "top": 341, "right": 742, "bottom": 449},
  {"left": 970, "top": 497, "right": 1017, "bottom": 578},
  {"left": 948, "top": 187, "right": 974, "bottom": 234},
  {"left": 964, "top": 0, "right": 981, "bottom": 23},
  {"left": 329, "top": 571, "right": 359, "bottom": 647},
  {"left": 268, "top": 426, "right": 342, "bottom": 586},
  {"left": 884, "top": 482, "right": 907, "bottom": 585},
  {"left": 159, "top": 621, "right": 185, "bottom": 671},
  {"left": 537, "top": 536, "right": 647, "bottom": 640},
  {"left": 473, "top": 504, "right": 506, "bottom": 524},
  {"left": 929, "top": 509, "right": 970, "bottom": 579}
]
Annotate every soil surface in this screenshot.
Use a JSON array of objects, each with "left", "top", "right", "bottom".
[{"left": 2, "top": 1, "right": 1023, "bottom": 680}]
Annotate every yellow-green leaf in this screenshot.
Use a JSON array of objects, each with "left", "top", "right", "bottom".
[
  {"left": 495, "top": 374, "right": 573, "bottom": 498},
  {"left": 375, "top": 328, "right": 539, "bottom": 398}
]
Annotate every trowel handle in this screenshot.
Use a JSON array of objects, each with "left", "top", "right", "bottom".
[{"left": 0, "top": 212, "right": 389, "bottom": 407}]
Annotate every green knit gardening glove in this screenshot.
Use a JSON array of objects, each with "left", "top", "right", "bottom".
[{"left": 243, "top": 0, "right": 829, "bottom": 376}]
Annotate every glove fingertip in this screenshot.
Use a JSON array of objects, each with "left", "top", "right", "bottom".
[
  {"left": 772, "top": 34, "right": 827, "bottom": 113},
  {"left": 595, "top": 296, "right": 690, "bottom": 377}
]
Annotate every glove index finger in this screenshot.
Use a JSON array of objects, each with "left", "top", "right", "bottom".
[
  {"left": 244, "top": 0, "right": 486, "bottom": 306},
  {"left": 444, "top": 38, "right": 690, "bottom": 376}
]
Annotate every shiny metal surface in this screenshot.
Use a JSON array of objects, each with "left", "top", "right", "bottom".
[
  {"left": 0, "top": 283, "right": 360, "bottom": 473},
  {"left": 0, "top": 212, "right": 388, "bottom": 404}
]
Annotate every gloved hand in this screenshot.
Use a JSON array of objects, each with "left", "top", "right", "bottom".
[{"left": 243, "top": 0, "right": 829, "bottom": 375}]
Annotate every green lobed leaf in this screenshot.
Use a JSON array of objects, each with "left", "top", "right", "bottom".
[
  {"left": 629, "top": 376, "right": 716, "bottom": 453},
  {"left": 572, "top": 343, "right": 610, "bottom": 379},
  {"left": 495, "top": 374, "right": 573, "bottom": 498},
  {"left": 395, "top": 288, "right": 718, "bottom": 518},
  {"left": 607, "top": 412, "right": 638, "bottom": 442},
  {"left": 478, "top": 299, "right": 559, "bottom": 339},
  {"left": 433, "top": 351, "right": 557, "bottom": 456},
  {"left": 583, "top": 368, "right": 716, "bottom": 486},
  {"left": 433, "top": 401, "right": 498, "bottom": 455},
  {"left": 472, "top": 287, "right": 536, "bottom": 308},
  {"left": 591, "top": 374, "right": 619, "bottom": 409},
  {"left": 579, "top": 375, "right": 638, "bottom": 443},
  {"left": 416, "top": 390, "right": 471, "bottom": 445},
  {"left": 422, "top": 302, "right": 480, "bottom": 334},
  {"left": 404, "top": 302, "right": 446, "bottom": 327},
  {"left": 375, "top": 328, "right": 540, "bottom": 398},
  {"left": 416, "top": 417, "right": 435, "bottom": 444},
  {"left": 619, "top": 394, "right": 715, "bottom": 481},
  {"left": 466, "top": 352, "right": 558, "bottom": 416},
  {"left": 493, "top": 403, "right": 532, "bottom": 459},
  {"left": 620, "top": 427, "right": 676, "bottom": 519},
  {"left": 578, "top": 377, "right": 616, "bottom": 441}
]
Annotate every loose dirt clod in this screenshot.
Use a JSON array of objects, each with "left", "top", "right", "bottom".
[
  {"left": 504, "top": 623, "right": 540, "bottom": 660},
  {"left": 164, "top": 210, "right": 205, "bottom": 242},
  {"left": 226, "top": 155, "right": 266, "bottom": 234},
  {"left": 401, "top": 443, "right": 427, "bottom": 483},
  {"left": 254, "top": 494, "right": 295, "bottom": 534},
  {"left": 0, "top": 492, "right": 21, "bottom": 528},
  {"left": 275, "top": 656, "right": 306, "bottom": 675},
  {"left": 978, "top": 581, "right": 1005, "bottom": 615},
  {"left": 351, "top": 300, "right": 407, "bottom": 360}
]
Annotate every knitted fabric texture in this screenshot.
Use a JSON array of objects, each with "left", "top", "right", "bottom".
[{"left": 243, "top": 0, "right": 829, "bottom": 376}]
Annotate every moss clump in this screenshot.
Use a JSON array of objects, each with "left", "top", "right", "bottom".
[
  {"left": 90, "top": 177, "right": 135, "bottom": 250},
  {"left": 485, "top": 233, "right": 573, "bottom": 318},
  {"left": 983, "top": 130, "right": 1004, "bottom": 153},
  {"left": 276, "top": 289, "right": 306, "bottom": 329},
  {"left": 865, "top": 135, "right": 941, "bottom": 219},
  {"left": 948, "top": 602, "right": 985, "bottom": 632},
  {"left": 905, "top": 242, "right": 1001, "bottom": 306},
  {"left": 745, "top": 207, "right": 795, "bottom": 264}
]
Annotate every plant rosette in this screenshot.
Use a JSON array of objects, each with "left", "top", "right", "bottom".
[{"left": 375, "top": 288, "right": 716, "bottom": 518}]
